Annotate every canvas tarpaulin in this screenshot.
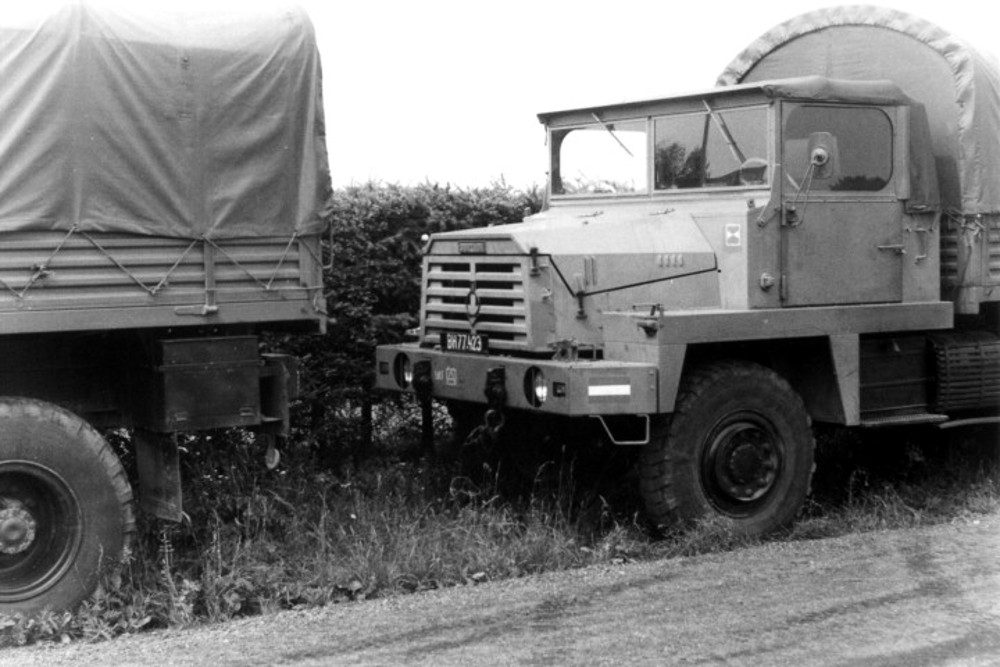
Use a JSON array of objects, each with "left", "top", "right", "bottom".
[
  {"left": 717, "top": 5, "right": 1000, "bottom": 215},
  {"left": 0, "top": 2, "right": 330, "bottom": 239}
]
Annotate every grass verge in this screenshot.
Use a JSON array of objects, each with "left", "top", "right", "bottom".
[{"left": 2, "top": 423, "right": 997, "bottom": 648}]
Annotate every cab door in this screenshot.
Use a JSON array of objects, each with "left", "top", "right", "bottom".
[{"left": 779, "top": 103, "right": 903, "bottom": 307}]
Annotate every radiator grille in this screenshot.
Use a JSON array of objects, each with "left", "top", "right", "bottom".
[{"left": 422, "top": 258, "right": 528, "bottom": 351}]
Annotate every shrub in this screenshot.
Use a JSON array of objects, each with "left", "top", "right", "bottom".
[{"left": 278, "top": 181, "right": 542, "bottom": 463}]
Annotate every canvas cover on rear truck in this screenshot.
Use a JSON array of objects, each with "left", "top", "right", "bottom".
[
  {"left": 717, "top": 5, "right": 1000, "bottom": 311},
  {"left": 0, "top": 2, "right": 330, "bottom": 332}
]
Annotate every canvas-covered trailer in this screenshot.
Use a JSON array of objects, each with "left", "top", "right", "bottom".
[
  {"left": 717, "top": 4, "right": 1000, "bottom": 314},
  {"left": 0, "top": 3, "right": 330, "bottom": 331},
  {"left": 0, "top": 3, "right": 330, "bottom": 616}
]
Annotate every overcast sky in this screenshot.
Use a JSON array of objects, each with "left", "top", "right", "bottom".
[
  {"left": 298, "top": 1, "right": 995, "bottom": 190},
  {"left": 10, "top": 1, "right": 997, "bottom": 189}
]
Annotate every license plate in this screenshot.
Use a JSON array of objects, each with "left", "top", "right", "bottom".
[{"left": 441, "top": 332, "right": 489, "bottom": 354}]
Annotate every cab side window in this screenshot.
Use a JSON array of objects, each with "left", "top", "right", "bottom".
[{"left": 782, "top": 105, "right": 893, "bottom": 192}]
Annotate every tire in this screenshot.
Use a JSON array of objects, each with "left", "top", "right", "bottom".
[
  {"left": 640, "top": 361, "right": 814, "bottom": 537},
  {"left": 0, "top": 398, "right": 135, "bottom": 615}
]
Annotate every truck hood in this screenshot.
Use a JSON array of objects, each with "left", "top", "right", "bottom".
[{"left": 435, "top": 204, "right": 717, "bottom": 296}]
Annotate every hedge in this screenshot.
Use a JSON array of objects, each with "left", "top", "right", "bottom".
[{"left": 279, "top": 181, "right": 542, "bottom": 459}]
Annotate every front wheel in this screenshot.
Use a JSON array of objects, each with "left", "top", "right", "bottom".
[
  {"left": 0, "top": 398, "right": 135, "bottom": 615},
  {"left": 640, "top": 361, "right": 814, "bottom": 537}
]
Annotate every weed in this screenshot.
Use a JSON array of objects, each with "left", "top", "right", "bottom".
[{"left": 3, "top": 420, "right": 997, "bottom": 649}]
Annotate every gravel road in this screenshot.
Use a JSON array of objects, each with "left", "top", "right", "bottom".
[{"left": 4, "top": 513, "right": 1000, "bottom": 666}]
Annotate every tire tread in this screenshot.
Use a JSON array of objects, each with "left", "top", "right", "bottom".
[
  {"left": 640, "top": 361, "right": 814, "bottom": 535},
  {"left": 0, "top": 397, "right": 135, "bottom": 614}
]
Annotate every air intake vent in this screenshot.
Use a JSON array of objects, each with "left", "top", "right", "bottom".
[{"left": 930, "top": 332, "right": 1000, "bottom": 412}]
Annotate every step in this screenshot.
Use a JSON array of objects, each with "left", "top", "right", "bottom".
[{"left": 859, "top": 413, "right": 950, "bottom": 428}]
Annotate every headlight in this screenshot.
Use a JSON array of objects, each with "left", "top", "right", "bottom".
[
  {"left": 524, "top": 366, "right": 547, "bottom": 407},
  {"left": 393, "top": 354, "right": 413, "bottom": 389}
]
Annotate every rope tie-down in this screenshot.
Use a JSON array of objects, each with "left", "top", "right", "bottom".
[{"left": 0, "top": 228, "right": 324, "bottom": 310}]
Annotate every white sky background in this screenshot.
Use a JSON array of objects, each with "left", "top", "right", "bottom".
[
  {"left": 8, "top": 1, "right": 997, "bottom": 189},
  {"left": 301, "top": 0, "right": 997, "bottom": 190}
]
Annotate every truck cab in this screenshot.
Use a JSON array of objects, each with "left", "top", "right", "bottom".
[
  {"left": 378, "top": 76, "right": 950, "bottom": 412},
  {"left": 541, "top": 76, "right": 941, "bottom": 313}
]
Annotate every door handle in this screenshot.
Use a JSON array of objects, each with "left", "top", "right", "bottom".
[{"left": 877, "top": 244, "right": 906, "bottom": 255}]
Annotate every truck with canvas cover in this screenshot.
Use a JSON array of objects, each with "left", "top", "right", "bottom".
[
  {"left": 0, "top": 3, "right": 330, "bottom": 614},
  {"left": 376, "top": 6, "right": 1000, "bottom": 537}
]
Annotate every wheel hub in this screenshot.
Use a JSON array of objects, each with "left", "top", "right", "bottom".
[
  {"left": 709, "top": 421, "right": 781, "bottom": 504},
  {"left": 0, "top": 501, "right": 37, "bottom": 555},
  {"left": 728, "top": 443, "right": 774, "bottom": 485}
]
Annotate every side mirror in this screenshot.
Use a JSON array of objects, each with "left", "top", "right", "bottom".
[
  {"left": 782, "top": 132, "right": 840, "bottom": 227},
  {"left": 806, "top": 132, "right": 839, "bottom": 181}
]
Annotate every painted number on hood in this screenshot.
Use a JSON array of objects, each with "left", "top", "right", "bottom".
[{"left": 657, "top": 254, "right": 685, "bottom": 268}]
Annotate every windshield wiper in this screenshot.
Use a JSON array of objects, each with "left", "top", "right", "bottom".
[
  {"left": 703, "top": 100, "right": 745, "bottom": 165},
  {"left": 591, "top": 112, "right": 634, "bottom": 157}
]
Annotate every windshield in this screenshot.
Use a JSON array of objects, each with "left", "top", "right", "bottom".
[
  {"left": 655, "top": 106, "right": 769, "bottom": 189},
  {"left": 550, "top": 120, "right": 647, "bottom": 195},
  {"left": 549, "top": 104, "right": 770, "bottom": 197}
]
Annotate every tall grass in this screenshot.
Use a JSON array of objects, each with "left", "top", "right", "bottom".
[
  {"left": 791, "top": 425, "right": 1000, "bottom": 538},
  {"left": 2, "top": 423, "right": 998, "bottom": 648}
]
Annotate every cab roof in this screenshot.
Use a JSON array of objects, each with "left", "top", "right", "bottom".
[{"left": 538, "top": 76, "right": 910, "bottom": 127}]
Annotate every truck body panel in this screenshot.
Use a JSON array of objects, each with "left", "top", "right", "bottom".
[{"left": 0, "top": 231, "right": 324, "bottom": 334}]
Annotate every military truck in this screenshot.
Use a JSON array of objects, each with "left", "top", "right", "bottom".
[
  {"left": 376, "top": 6, "right": 1000, "bottom": 536},
  {"left": 0, "top": 5, "right": 329, "bottom": 614}
]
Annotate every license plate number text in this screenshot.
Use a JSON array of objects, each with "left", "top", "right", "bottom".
[{"left": 441, "top": 332, "right": 488, "bottom": 354}]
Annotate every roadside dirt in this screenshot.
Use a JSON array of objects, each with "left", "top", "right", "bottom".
[{"left": 4, "top": 513, "right": 1000, "bottom": 666}]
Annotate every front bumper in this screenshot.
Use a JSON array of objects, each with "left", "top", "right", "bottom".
[{"left": 375, "top": 343, "right": 658, "bottom": 416}]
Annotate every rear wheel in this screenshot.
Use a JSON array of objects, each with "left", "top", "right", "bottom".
[
  {"left": 640, "top": 361, "right": 814, "bottom": 536},
  {"left": 0, "top": 398, "right": 135, "bottom": 615}
]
